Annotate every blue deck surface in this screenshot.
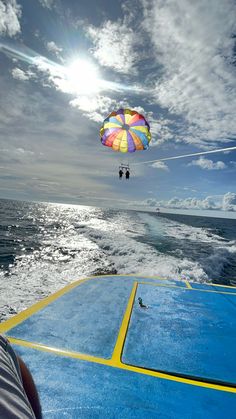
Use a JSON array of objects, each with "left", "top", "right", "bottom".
[
  {"left": 191, "top": 282, "right": 236, "bottom": 293},
  {"left": 1, "top": 275, "right": 236, "bottom": 418},
  {"left": 14, "top": 345, "right": 236, "bottom": 419},
  {"left": 7, "top": 277, "right": 133, "bottom": 358},
  {"left": 123, "top": 283, "right": 236, "bottom": 383}
]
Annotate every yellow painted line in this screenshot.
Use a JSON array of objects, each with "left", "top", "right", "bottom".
[
  {"left": 0, "top": 275, "right": 173, "bottom": 334},
  {"left": 89, "top": 274, "right": 172, "bottom": 282},
  {"left": 90, "top": 273, "right": 181, "bottom": 282},
  {"left": 139, "top": 281, "right": 186, "bottom": 289},
  {"left": 87, "top": 274, "right": 236, "bottom": 291},
  {"left": 200, "top": 282, "right": 236, "bottom": 289},
  {"left": 116, "top": 361, "right": 236, "bottom": 394},
  {"left": 8, "top": 337, "right": 112, "bottom": 367},
  {"left": 184, "top": 288, "right": 236, "bottom": 296},
  {"left": 139, "top": 281, "right": 236, "bottom": 295},
  {"left": 185, "top": 280, "right": 192, "bottom": 289},
  {"left": 0, "top": 278, "right": 89, "bottom": 333},
  {"left": 2, "top": 274, "right": 234, "bottom": 334},
  {"left": 112, "top": 282, "right": 138, "bottom": 365},
  {"left": 8, "top": 336, "right": 236, "bottom": 394},
  {"left": 3, "top": 273, "right": 235, "bottom": 395},
  {"left": 87, "top": 274, "right": 236, "bottom": 290},
  {"left": 134, "top": 275, "right": 173, "bottom": 281}
]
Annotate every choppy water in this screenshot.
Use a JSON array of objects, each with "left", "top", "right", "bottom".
[{"left": 0, "top": 198, "right": 236, "bottom": 321}]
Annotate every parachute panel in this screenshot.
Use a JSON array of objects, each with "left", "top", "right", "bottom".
[{"left": 100, "top": 108, "right": 151, "bottom": 153}]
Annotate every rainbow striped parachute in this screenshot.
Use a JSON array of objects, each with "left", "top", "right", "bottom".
[{"left": 100, "top": 108, "right": 151, "bottom": 153}]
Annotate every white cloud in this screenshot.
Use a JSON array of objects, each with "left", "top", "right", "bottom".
[
  {"left": 151, "top": 161, "right": 169, "bottom": 171},
  {"left": 188, "top": 157, "right": 227, "bottom": 170},
  {"left": 39, "top": 0, "right": 55, "bottom": 9},
  {"left": 11, "top": 67, "right": 31, "bottom": 81},
  {"left": 145, "top": 192, "right": 236, "bottom": 212},
  {"left": 2, "top": 43, "right": 146, "bottom": 128},
  {"left": 0, "top": 0, "right": 21, "bottom": 36},
  {"left": 87, "top": 20, "right": 138, "bottom": 74},
  {"left": 46, "top": 41, "right": 63, "bottom": 56},
  {"left": 146, "top": 198, "right": 159, "bottom": 207},
  {"left": 69, "top": 95, "right": 117, "bottom": 122},
  {"left": 0, "top": 147, "right": 36, "bottom": 163},
  {"left": 142, "top": 0, "right": 236, "bottom": 146},
  {"left": 222, "top": 192, "right": 236, "bottom": 211}
]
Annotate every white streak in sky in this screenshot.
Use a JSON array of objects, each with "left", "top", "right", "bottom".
[
  {"left": 0, "top": 42, "right": 142, "bottom": 95},
  {"left": 133, "top": 146, "right": 236, "bottom": 165}
]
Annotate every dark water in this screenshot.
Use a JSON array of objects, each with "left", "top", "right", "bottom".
[{"left": 0, "top": 198, "right": 236, "bottom": 320}]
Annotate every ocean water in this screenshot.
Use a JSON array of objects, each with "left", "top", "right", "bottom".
[{"left": 0, "top": 198, "right": 236, "bottom": 321}]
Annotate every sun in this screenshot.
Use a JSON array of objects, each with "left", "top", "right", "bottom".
[{"left": 66, "top": 58, "right": 100, "bottom": 95}]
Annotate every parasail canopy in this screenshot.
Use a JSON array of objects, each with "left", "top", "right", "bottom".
[{"left": 100, "top": 108, "right": 151, "bottom": 153}]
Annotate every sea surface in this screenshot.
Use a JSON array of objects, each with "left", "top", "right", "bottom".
[{"left": 0, "top": 198, "right": 236, "bottom": 321}]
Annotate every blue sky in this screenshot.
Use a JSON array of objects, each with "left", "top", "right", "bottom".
[{"left": 0, "top": 0, "right": 236, "bottom": 215}]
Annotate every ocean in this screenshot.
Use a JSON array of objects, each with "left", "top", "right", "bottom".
[{"left": 0, "top": 198, "right": 236, "bottom": 321}]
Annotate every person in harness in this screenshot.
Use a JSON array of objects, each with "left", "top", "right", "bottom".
[{"left": 125, "top": 169, "right": 130, "bottom": 179}]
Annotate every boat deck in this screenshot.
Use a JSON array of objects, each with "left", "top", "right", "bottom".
[{"left": 1, "top": 275, "right": 236, "bottom": 418}]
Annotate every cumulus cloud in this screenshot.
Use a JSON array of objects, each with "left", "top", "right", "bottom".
[
  {"left": 87, "top": 20, "right": 138, "bottom": 74},
  {"left": 142, "top": 0, "right": 236, "bottom": 146},
  {"left": 149, "top": 118, "right": 175, "bottom": 145},
  {"left": 151, "top": 161, "right": 169, "bottom": 171},
  {"left": 222, "top": 192, "right": 236, "bottom": 211},
  {"left": 46, "top": 41, "right": 63, "bottom": 56},
  {"left": 188, "top": 157, "right": 227, "bottom": 170},
  {"left": 69, "top": 95, "right": 117, "bottom": 122},
  {"left": 29, "top": 55, "right": 124, "bottom": 122},
  {"left": 146, "top": 198, "right": 159, "bottom": 207},
  {"left": 0, "top": 0, "right": 21, "bottom": 36},
  {"left": 145, "top": 193, "right": 236, "bottom": 212},
  {"left": 11, "top": 67, "right": 32, "bottom": 81}
]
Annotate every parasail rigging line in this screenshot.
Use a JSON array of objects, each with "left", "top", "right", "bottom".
[{"left": 132, "top": 146, "right": 236, "bottom": 166}]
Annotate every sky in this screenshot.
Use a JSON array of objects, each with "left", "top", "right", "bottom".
[{"left": 0, "top": 0, "right": 236, "bottom": 216}]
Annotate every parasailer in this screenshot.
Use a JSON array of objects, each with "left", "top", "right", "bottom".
[{"left": 100, "top": 108, "right": 151, "bottom": 177}]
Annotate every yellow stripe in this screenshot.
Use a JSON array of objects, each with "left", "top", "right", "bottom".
[
  {"left": 104, "top": 122, "right": 122, "bottom": 129},
  {"left": 1, "top": 275, "right": 235, "bottom": 335},
  {"left": 133, "top": 275, "right": 168, "bottom": 281},
  {"left": 139, "top": 281, "right": 186, "bottom": 290},
  {"left": 185, "top": 280, "right": 192, "bottom": 289},
  {"left": 116, "top": 362, "right": 236, "bottom": 393},
  {"left": 0, "top": 275, "right": 175, "bottom": 334},
  {"left": 8, "top": 337, "right": 112, "bottom": 366},
  {"left": 130, "top": 126, "right": 148, "bottom": 133},
  {"left": 199, "top": 282, "right": 236, "bottom": 289},
  {"left": 139, "top": 281, "right": 236, "bottom": 295},
  {"left": 0, "top": 278, "right": 89, "bottom": 333},
  {"left": 4, "top": 274, "right": 236, "bottom": 394},
  {"left": 112, "top": 129, "right": 123, "bottom": 151},
  {"left": 119, "top": 130, "right": 128, "bottom": 153},
  {"left": 112, "top": 282, "right": 137, "bottom": 365},
  {"left": 8, "top": 336, "right": 236, "bottom": 394},
  {"left": 124, "top": 111, "right": 132, "bottom": 124}
]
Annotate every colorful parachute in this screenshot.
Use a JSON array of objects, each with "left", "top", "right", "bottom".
[{"left": 100, "top": 108, "right": 151, "bottom": 153}]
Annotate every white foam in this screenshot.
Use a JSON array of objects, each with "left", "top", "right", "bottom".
[
  {"left": 139, "top": 212, "right": 236, "bottom": 280},
  {"left": 1, "top": 206, "right": 235, "bottom": 320}
]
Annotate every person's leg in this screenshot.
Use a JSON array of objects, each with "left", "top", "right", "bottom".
[
  {"left": 0, "top": 335, "right": 42, "bottom": 418},
  {"left": 17, "top": 356, "right": 42, "bottom": 419}
]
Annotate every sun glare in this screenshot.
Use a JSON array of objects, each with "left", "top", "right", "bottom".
[{"left": 66, "top": 58, "right": 100, "bottom": 94}]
